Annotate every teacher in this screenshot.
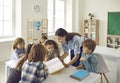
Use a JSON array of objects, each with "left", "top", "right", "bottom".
[{"left": 55, "top": 28, "right": 84, "bottom": 67}]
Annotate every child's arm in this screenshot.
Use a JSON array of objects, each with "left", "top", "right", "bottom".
[
  {"left": 80, "top": 57, "right": 86, "bottom": 61},
  {"left": 89, "top": 55, "right": 98, "bottom": 73},
  {"left": 44, "top": 54, "right": 49, "bottom": 62},
  {"left": 18, "top": 54, "right": 25, "bottom": 58},
  {"left": 44, "top": 56, "right": 49, "bottom": 62},
  {"left": 76, "top": 64, "right": 83, "bottom": 69}
]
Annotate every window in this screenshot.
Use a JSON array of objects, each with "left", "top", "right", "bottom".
[
  {"left": 47, "top": 0, "right": 65, "bottom": 34},
  {"left": 0, "top": 0, "right": 15, "bottom": 38}
]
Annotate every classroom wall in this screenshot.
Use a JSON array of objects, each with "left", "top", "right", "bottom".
[
  {"left": 72, "top": 0, "right": 84, "bottom": 34},
  {"left": 21, "top": 0, "right": 47, "bottom": 44},
  {"left": 83, "top": 0, "right": 120, "bottom": 46},
  {"left": 0, "top": 41, "right": 13, "bottom": 61}
]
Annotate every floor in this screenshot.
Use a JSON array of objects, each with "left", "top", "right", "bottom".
[{"left": 0, "top": 59, "right": 117, "bottom": 83}]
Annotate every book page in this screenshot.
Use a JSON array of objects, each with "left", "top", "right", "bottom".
[{"left": 44, "top": 57, "right": 65, "bottom": 74}]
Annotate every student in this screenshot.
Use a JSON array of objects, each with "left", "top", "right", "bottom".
[
  {"left": 39, "top": 35, "right": 48, "bottom": 45},
  {"left": 55, "top": 28, "right": 84, "bottom": 67},
  {"left": 19, "top": 43, "right": 48, "bottom": 83},
  {"left": 44, "top": 40, "right": 60, "bottom": 61},
  {"left": 10, "top": 37, "right": 26, "bottom": 60},
  {"left": 77, "top": 39, "right": 98, "bottom": 73},
  {"left": 7, "top": 44, "right": 33, "bottom": 83}
]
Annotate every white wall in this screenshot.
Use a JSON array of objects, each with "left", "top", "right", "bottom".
[
  {"left": 21, "top": 0, "right": 47, "bottom": 44},
  {"left": 0, "top": 41, "right": 13, "bottom": 61},
  {"left": 83, "top": 0, "right": 120, "bottom": 46},
  {"left": 72, "top": 0, "right": 84, "bottom": 34}
]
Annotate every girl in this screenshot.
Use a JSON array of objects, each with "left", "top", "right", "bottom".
[
  {"left": 77, "top": 39, "right": 98, "bottom": 73},
  {"left": 55, "top": 28, "right": 84, "bottom": 67},
  {"left": 19, "top": 43, "right": 48, "bottom": 83},
  {"left": 10, "top": 37, "right": 26, "bottom": 60},
  {"left": 7, "top": 43, "right": 33, "bottom": 83},
  {"left": 39, "top": 35, "right": 48, "bottom": 45},
  {"left": 44, "top": 40, "right": 60, "bottom": 61}
]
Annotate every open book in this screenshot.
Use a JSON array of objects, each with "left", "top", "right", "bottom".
[
  {"left": 70, "top": 69, "right": 89, "bottom": 81},
  {"left": 44, "top": 57, "right": 65, "bottom": 74}
]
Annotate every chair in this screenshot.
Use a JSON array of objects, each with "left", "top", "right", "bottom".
[{"left": 95, "top": 53, "right": 110, "bottom": 83}]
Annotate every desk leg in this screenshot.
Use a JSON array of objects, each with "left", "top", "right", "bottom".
[{"left": 117, "top": 59, "right": 120, "bottom": 83}]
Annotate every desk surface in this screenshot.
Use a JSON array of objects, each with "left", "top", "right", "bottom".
[
  {"left": 94, "top": 46, "right": 120, "bottom": 61},
  {"left": 43, "top": 66, "right": 100, "bottom": 83}
]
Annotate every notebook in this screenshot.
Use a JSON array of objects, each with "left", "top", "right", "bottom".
[
  {"left": 44, "top": 57, "right": 65, "bottom": 74},
  {"left": 70, "top": 69, "right": 89, "bottom": 81}
]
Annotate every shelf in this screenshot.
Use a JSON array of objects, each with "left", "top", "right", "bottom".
[
  {"left": 83, "top": 19, "right": 99, "bottom": 45},
  {"left": 27, "top": 19, "right": 48, "bottom": 44},
  {"left": 106, "top": 35, "right": 120, "bottom": 49}
]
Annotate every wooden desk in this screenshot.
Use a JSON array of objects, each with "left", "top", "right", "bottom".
[
  {"left": 94, "top": 46, "right": 120, "bottom": 83},
  {"left": 43, "top": 66, "right": 100, "bottom": 83}
]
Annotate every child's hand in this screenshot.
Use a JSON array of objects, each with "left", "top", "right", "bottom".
[
  {"left": 76, "top": 65, "right": 83, "bottom": 69},
  {"left": 63, "top": 63, "right": 69, "bottom": 68},
  {"left": 18, "top": 54, "right": 25, "bottom": 58},
  {"left": 80, "top": 57, "right": 86, "bottom": 61},
  {"left": 62, "top": 61, "right": 69, "bottom": 68}
]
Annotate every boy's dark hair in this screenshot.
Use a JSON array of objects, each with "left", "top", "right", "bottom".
[
  {"left": 55, "top": 28, "right": 81, "bottom": 41},
  {"left": 82, "top": 39, "right": 96, "bottom": 52},
  {"left": 45, "top": 40, "right": 59, "bottom": 50},
  {"left": 28, "top": 43, "right": 47, "bottom": 62},
  {"left": 13, "top": 37, "right": 25, "bottom": 50}
]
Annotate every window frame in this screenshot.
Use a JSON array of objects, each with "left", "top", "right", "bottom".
[
  {"left": 47, "top": 0, "right": 65, "bottom": 34},
  {"left": 0, "top": 0, "right": 15, "bottom": 39}
]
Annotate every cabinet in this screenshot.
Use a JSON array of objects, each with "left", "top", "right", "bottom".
[
  {"left": 106, "top": 35, "right": 120, "bottom": 49},
  {"left": 27, "top": 19, "right": 48, "bottom": 44},
  {"left": 83, "top": 19, "right": 99, "bottom": 45}
]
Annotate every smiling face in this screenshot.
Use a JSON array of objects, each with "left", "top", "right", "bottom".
[
  {"left": 56, "top": 36, "right": 66, "bottom": 44},
  {"left": 17, "top": 42, "right": 25, "bottom": 49},
  {"left": 46, "top": 44, "right": 54, "bottom": 53},
  {"left": 82, "top": 46, "right": 92, "bottom": 55}
]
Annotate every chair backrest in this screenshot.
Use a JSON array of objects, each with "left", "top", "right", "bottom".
[{"left": 94, "top": 53, "right": 109, "bottom": 73}]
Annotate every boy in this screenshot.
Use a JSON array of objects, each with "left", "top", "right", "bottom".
[{"left": 77, "top": 39, "right": 98, "bottom": 73}]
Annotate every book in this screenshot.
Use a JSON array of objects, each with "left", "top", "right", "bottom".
[
  {"left": 44, "top": 57, "right": 65, "bottom": 74},
  {"left": 70, "top": 69, "right": 89, "bottom": 81}
]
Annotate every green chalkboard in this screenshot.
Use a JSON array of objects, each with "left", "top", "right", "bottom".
[{"left": 108, "top": 12, "right": 120, "bottom": 36}]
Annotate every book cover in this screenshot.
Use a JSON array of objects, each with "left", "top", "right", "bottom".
[
  {"left": 44, "top": 57, "right": 65, "bottom": 74},
  {"left": 70, "top": 69, "right": 89, "bottom": 81}
]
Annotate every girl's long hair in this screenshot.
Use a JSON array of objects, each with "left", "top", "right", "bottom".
[
  {"left": 55, "top": 28, "right": 81, "bottom": 41},
  {"left": 13, "top": 37, "right": 25, "bottom": 50},
  {"left": 28, "top": 43, "right": 47, "bottom": 62},
  {"left": 15, "top": 44, "right": 33, "bottom": 71}
]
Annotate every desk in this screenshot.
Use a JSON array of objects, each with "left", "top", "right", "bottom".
[
  {"left": 94, "top": 46, "right": 120, "bottom": 83},
  {"left": 5, "top": 61, "right": 100, "bottom": 83},
  {"left": 43, "top": 66, "right": 100, "bottom": 83}
]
